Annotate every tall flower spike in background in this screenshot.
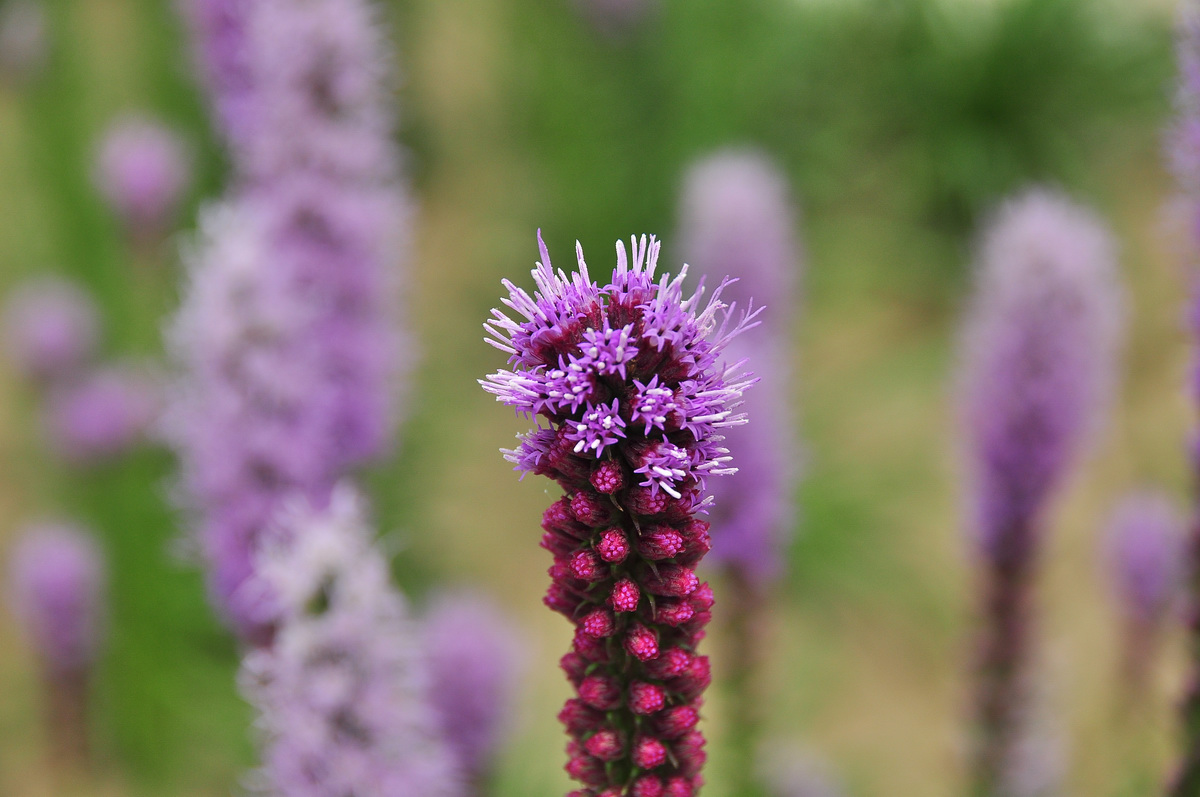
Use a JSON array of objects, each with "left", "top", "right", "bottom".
[
  {"left": 678, "top": 148, "right": 802, "bottom": 794},
  {"left": 1105, "top": 491, "right": 1186, "bottom": 701},
  {"left": 1170, "top": 8, "right": 1200, "bottom": 789},
  {"left": 958, "top": 188, "right": 1121, "bottom": 797},
  {"left": 169, "top": 0, "right": 407, "bottom": 642},
  {"left": 2, "top": 277, "right": 98, "bottom": 385},
  {"left": 482, "top": 232, "right": 757, "bottom": 796},
  {"left": 241, "top": 486, "right": 462, "bottom": 796},
  {"left": 423, "top": 592, "right": 524, "bottom": 791},
  {"left": 6, "top": 523, "right": 105, "bottom": 770}
]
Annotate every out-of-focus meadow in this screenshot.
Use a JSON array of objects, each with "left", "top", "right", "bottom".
[{"left": 0, "top": 0, "right": 1191, "bottom": 794}]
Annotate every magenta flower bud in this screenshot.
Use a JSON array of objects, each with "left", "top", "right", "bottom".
[
  {"left": 673, "top": 730, "right": 706, "bottom": 777},
  {"left": 581, "top": 608, "right": 616, "bottom": 638},
  {"left": 680, "top": 148, "right": 802, "bottom": 589},
  {"left": 579, "top": 674, "right": 622, "bottom": 711},
  {"left": 629, "top": 681, "right": 666, "bottom": 715},
  {"left": 585, "top": 728, "right": 626, "bottom": 761},
  {"left": 625, "top": 622, "right": 659, "bottom": 662},
  {"left": 422, "top": 592, "right": 523, "bottom": 784},
  {"left": 633, "top": 735, "right": 669, "bottom": 770},
  {"left": 638, "top": 526, "right": 685, "bottom": 560},
  {"left": 559, "top": 699, "right": 604, "bottom": 734},
  {"left": 94, "top": 117, "right": 191, "bottom": 241},
  {"left": 596, "top": 528, "right": 630, "bottom": 563},
  {"left": 609, "top": 578, "right": 640, "bottom": 612},
  {"left": 7, "top": 524, "right": 105, "bottom": 673},
  {"left": 2, "top": 277, "right": 99, "bottom": 383},
  {"left": 641, "top": 564, "right": 699, "bottom": 598},
  {"left": 656, "top": 705, "right": 700, "bottom": 739},
  {"left": 561, "top": 652, "right": 588, "bottom": 685},
  {"left": 483, "top": 233, "right": 756, "bottom": 792},
  {"left": 633, "top": 776, "right": 664, "bottom": 797},
  {"left": 45, "top": 364, "right": 159, "bottom": 464},
  {"left": 570, "top": 549, "right": 606, "bottom": 581},
  {"left": 665, "top": 776, "right": 696, "bottom": 797}
]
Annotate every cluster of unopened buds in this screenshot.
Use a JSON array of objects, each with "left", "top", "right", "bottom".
[{"left": 484, "top": 233, "right": 756, "bottom": 795}]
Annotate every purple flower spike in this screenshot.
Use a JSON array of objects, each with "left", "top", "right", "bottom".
[
  {"left": 422, "top": 592, "right": 523, "bottom": 784},
  {"left": 2, "top": 277, "right": 99, "bottom": 384},
  {"left": 7, "top": 524, "right": 105, "bottom": 673},
  {"left": 94, "top": 116, "right": 191, "bottom": 241},
  {"left": 169, "top": 0, "right": 408, "bottom": 642},
  {"left": 1106, "top": 491, "right": 1186, "bottom": 627},
  {"left": 179, "top": 0, "right": 254, "bottom": 146},
  {"left": 679, "top": 149, "right": 801, "bottom": 590},
  {"left": 959, "top": 188, "right": 1122, "bottom": 797},
  {"left": 241, "top": 487, "right": 463, "bottom": 796},
  {"left": 482, "top": 232, "right": 758, "bottom": 794},
  {"left": 960, "top": 188, "right": 1122, "bottom": 565},
  {"left": 46, "top": 364, "right": 159, "bottom": 464}
]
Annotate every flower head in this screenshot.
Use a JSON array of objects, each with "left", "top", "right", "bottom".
[
  {"left": 94, "top": 116, "right": 191, "bottom": 240},
  {"left": 2, "top": 277, "right": 99, "bottom": 383},
  {"left": 679, "top": 150, "right": 801, "bottom": 587},
  {"left": 1106, "top": 490, "right": 1186, "bottom": 627},
  {"left": 241, "top": 487, "right": 462, "bottom": 796},
  {"left": 422, "top": 592, "right": 524, "bottom": 782},
  {"left": 7, "top": 523, "right": 105, "bottom": 673},
  {"left": 959, "top": 189, "right": 1122, "bottom": 562},
  {"left": 46, "top": 363, "right": 159, "bottom": 464},
  {"left": 482, "top": 232, "right": 756, "bottom": 793}
]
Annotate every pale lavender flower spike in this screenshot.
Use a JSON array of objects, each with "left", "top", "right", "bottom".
[
  {"left": 95, "top": 116, "right": 191, "bottom": 241},
  {"left": 961, "top": 188, "right": 1122, "bottom": 564},
  {"left": 46, "top": 363, "right": 159, "bottom": 464},
  {"left": 7, "top": 523, "right": 105, "bottom": 673},
  {"left": 179, "top": 0, "right": 254, "bottom": 145},
  {"left": 169, "top": 0, "right": 407, "bottom": 641},
  {"left": 2, "top": 277, "right": 98, "bottom": 383},
  {"left": 240, "top": 486, "right": 462, "bottom": 796},
  {"left": 422, "top": 592, "right": 523, "bottom": 785},
  {"left": 679, "top": 149, "right": 801, "bottom": 589},
  {"left": 961, "top": 188, "right": 1122, "bottom": 796},
  {"left": 1106, "top": 491, "right": 1186, "bottom": 626}
]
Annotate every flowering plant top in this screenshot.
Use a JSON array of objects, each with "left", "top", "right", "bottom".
[
  {"left": 484, "top": 233, "right": 757, "bottom": 502},
  {"left": 482, "top": 233, "right": 757, "bottom": 796}
]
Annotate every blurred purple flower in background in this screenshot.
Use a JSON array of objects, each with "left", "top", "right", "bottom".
[
  {"left": 0, "top": 0, "right": 45, "bottom": 86},
  {"left": 46, "top": 364, "right": 159, "bottom": 464},
  {"left": 2, "top": 277, "right": 98, "bottom": 384},
  {"left": 169, "top": 0, "right": 408, "bottom": 642},
  {"left": 1106, "top": 491, "right": 1186, "bottom": 628},
  {"left": 959, "top": 188, "right": 1122, "bottom": 797},
  {"left": 759, "top": 744, "right": 843, "bottom": 797},
  {"left": 8, "top": 524, "right": 105, "bottom": 673},
  {"left": 7, "top": 523, "right": 105, "bottom": 768},
  {"left": 679, "top": 148, "right": 801, "bottom": 590},
  {"left": 422, "top": 592, "right": 523, "bottom": 787},
  {"left": 94, "top": 117, "right": 191, "bottom": 242},
  {"left": 240, "top": 487, "right": 462, "bottom": 796}
]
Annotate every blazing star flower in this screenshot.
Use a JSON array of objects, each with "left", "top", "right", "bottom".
[
  {"left": 46, "top": 363, "right": 159, "bottom": 464},
  {"left": 94, "top": 117, "right": 191, "bottom": 242},
  {"left": 241, "top": 486, "right": 462, "bottom": 796},
  {"left": 422, "top": 592, "right": 523, "bottom": 785},
  {"left": 482, "top": 232, "right": 757, "bottom": 795},
  {"left": 169, "top": 0, "right": 407, "bottom": 642},
  {"left": 679, "top": 149, "right": 800, "bottom": 589},
  {"left": 7, "top": 523, "right": 105, "bottom": 674},
  {"left": 2, "top": 277, "right": 99, "bottom": 384},
  {"left": 958, "top": 188, "right": 1121, "bottom": 797}
]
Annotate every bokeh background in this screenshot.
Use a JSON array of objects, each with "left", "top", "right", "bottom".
[{"left": 0, "top": 0, "right": 1191, "bottom": 794}]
